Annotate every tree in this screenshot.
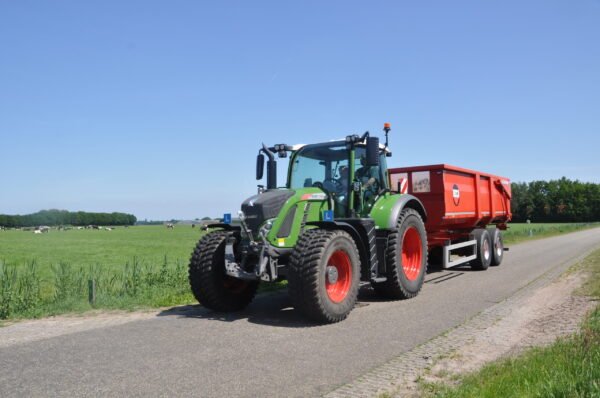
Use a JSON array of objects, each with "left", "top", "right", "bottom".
[
  {"left": 511, "top": 178, "right": 600, "bottom": 223},
  {"left": 0, "top": 210, "right": 137, "bottom": 227}
]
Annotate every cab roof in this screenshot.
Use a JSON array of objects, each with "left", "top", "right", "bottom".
[{"left": 290, "top": 139, "right": 391, "bottom": 154}]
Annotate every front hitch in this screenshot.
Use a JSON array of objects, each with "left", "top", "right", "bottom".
[
  {"left": 223, "top": 238, "right": 259, "bottom": 280},
  {"left": 223, "top": 237, "right": 279, "bottom": 282}
]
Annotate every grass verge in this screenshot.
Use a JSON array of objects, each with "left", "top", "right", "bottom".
[
  {"left": 0, "top": 256, "right": 194, "bottom": 321},
  {"left": 502, "top": 222, "right": 599, "bottom": 245},
  {"left": 420, "top": 249, "right": 600, "bottom": 398},
  {"left": 0, "top": 256, "right": 287, "bottom": 321}
]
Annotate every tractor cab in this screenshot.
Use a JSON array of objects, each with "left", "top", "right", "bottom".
[{"left": 287, "top": 139, "right": 391, "bottom": 218}]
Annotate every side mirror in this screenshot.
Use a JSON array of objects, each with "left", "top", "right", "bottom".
[
  {"left": 256, "top": 153, "right": 265, "bottom": 180},
  {"left": 366, "top": 137, "right": 380, "bottom": 166}
]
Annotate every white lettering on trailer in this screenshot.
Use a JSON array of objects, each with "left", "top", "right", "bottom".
[{"left": 445, "top": 211, "right": 476, "bottom": 216}]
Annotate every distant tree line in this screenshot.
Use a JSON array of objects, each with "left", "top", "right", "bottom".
[
  {"left": 135, "top": 219, "right": 165, "bottom": 226},
  {"left": 511, "top": 178, "right": 600, "bottom": 222},
  {"left": 134, "top": 216, "right": 215, "bottom": 226},
  {"left": 0, "top": 209, "right": 137, "bottom": 227}
]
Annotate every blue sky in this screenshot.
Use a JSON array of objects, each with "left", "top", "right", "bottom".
[{"left": 1, "top": 1, "right": 599, "bottom": 220}]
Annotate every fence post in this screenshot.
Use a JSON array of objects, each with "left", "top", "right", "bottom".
[{"left": 88, "top": 279, "right": 96, "bottom": 306}]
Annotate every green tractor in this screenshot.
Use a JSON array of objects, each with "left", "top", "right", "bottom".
[{"left": 189, "top": 124, "right": 428, "bottom": 323}]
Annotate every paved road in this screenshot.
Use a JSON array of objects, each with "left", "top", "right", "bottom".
[{"left": 2, "top": 228, "right": 600, "bottom": 397}]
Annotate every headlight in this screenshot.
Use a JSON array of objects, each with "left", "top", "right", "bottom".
[{"left": 259, "top": 218, "right": 275, "bottom": 238}]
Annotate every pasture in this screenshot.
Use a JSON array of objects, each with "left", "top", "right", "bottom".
[
  {"left": 0, "top": 222, "right": 598, "bottom": 321},
  {"left": 0, "top": 225, "right": 204, "bottom": 320},
  {"left": 0, "top": 225, "right": 201, "bottom": 276}
]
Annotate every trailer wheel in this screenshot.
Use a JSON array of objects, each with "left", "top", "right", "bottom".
[
  {"left": 372, "top": 208, "right": 428, "bottom": 299},
  {"left": 471, "top": 229, "right": 492, "bottom": 270},
  {"left": 490, "top": 229, "right": 504, "bottom": 266},
  {"left": 288, "top": 229, "right": 360, "bottom": 323},
  {"left": 189, "top": 231, "right": 259, "bottom": 312}
]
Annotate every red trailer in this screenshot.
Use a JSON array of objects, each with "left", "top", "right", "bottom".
[{"left": 389, "top": 164, "right": 512, "bottom": 269}]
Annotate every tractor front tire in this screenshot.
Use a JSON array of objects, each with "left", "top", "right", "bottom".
[
  {"left": 288, "top": 229, "right": 361, "bottom": 323},
  {"left": 372, "top": 208, "right": 428, "bottom": 299},
  {"left": 189, "top": 231, "right": 259, "bottom": 312}
]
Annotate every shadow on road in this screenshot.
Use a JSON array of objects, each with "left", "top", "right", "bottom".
[
  {"left": 157, "top": 291, "right": 322, "bottom": 328},
  {"left": 157, "top": 286, "right": 388, "bottom": 327},
  {"left": 159, "top": 265, "right": 475, "bottom": 326}
]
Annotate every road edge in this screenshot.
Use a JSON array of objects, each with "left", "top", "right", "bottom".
[{"left": 324, "top": 245, "right": 599, "bottom": 398}]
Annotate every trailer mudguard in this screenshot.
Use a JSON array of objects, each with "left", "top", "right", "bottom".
[{"left": 370, "top": 193, "right": 427, "bottom": 229}]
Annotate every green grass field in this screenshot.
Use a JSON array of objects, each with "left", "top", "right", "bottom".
[
  {"left": 0, "top": 225, "right": 201, "bottom": 275},
  {"left": 2, "top": 223, "right": 596, "bottom": 273},
  {"left": 0, "top": 226, "right": 204, "bottom": 320},
  {"left": 0, "top": 222, "right": 598, "bottom": 321}
]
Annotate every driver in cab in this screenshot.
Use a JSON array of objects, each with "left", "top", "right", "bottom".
[{"left": 356, "top": 156, "right": 379, "bottom": 191}]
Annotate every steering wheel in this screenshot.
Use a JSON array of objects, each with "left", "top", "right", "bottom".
[{"left": 323, "top": 178, "right": 344, "bottom": 194}]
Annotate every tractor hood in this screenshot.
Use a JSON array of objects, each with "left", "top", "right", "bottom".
[{"left": 241, "top": 189, "right": 295, "bottom": 233}]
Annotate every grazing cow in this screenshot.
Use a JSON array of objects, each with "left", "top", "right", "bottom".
[
  {"left": 105, "top": 227, "right": 112, "bottom": 231},
  {"left": 34, "top": 229, "right": 42, "bottom": 234},
  {"left": 166, "top": 223, "right": 174, "bottom": 229},
  {"left": 192, "top": 224, "right": 196, "bottom": 228}
]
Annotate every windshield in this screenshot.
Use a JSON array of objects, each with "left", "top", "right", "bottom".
[{"left": 289, "top": 142, "right": 349, "bottom": 190}]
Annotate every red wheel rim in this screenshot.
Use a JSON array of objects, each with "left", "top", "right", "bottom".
[
  {"left": 402, "top": 226, "right": 423, "bottom": 281},
  {"left": 325, "top": 250, "right": 352, "bottom": 303}
]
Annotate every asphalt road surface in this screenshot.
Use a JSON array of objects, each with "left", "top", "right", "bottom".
[{"left": 2, "top": 228, "right": 600, "bottom": 397}]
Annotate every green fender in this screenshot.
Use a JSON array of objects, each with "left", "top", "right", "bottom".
[{"left": 369, "top": 193, "right": 428, "bottom": 229}]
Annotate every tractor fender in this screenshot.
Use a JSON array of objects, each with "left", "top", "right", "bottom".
[
  {"left": 305, "top": 221, "right": 370, "bottom": 278},
  {"left": 370, "top": 194, "right": 427, "bottom": 229}
]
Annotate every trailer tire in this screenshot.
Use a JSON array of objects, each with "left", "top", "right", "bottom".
[
  {"left": 188, "top": 231, "right": 259, "bottom": 312},
  {"left": 471, "top": 229, "right": 492, "bottom": 270},
  {"left": 288, "top": 229, "right": 361, "bottom": 323},
  {"left": 372, "top": 208, "right": 428, "bottom": 299},
  {"left": 490, "top": 229, "right": 504, "bottom": 266}
]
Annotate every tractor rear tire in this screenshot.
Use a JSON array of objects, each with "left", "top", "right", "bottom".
[
  {"left": 490, "top": 229, "right": 504, "bottom": 266},
  {"left": 372, "top": 208, "right": 428, "bottom": 299},
  {"left": 471, "top": 229, "right": 492, "bottom": 270},
  {"left": 288, "top": 229, "right": 361, "bottom": 323},
  {"left": 189, "top": 230, "right": 259, "bottom": 312}
]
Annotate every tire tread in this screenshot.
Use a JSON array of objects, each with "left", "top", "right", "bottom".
[{"left": 188, "top": 231, "right": 258, "bottom": 311}]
